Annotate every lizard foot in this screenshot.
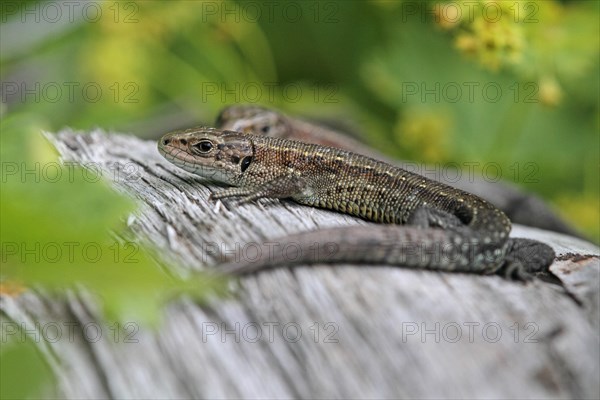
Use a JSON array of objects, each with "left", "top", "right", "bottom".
[{"left": 497, "top": 238, "right": 556, "bottom": 281}]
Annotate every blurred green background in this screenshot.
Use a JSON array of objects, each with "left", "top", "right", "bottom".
[
  {"left": 2, "top": 0, "right": 598, "bottom": 238},
  {"left": 1, "top": 0, "right": 599, "bottom": 395}
]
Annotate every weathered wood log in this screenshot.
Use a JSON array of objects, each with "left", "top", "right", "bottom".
[{"left": 2, "top": 129, "right": 598, "bottom": 399}]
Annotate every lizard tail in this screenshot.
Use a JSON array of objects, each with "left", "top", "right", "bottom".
[{"left": 216, "top": 225, "right": 508, "bottom": 276}]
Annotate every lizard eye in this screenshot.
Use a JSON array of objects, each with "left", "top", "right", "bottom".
[
  {"left": 193, "top": 140, "right": 213, "bottom": 153},
  {"left": 260, "top": 125, "right": 270, "bottom": 134},
  {"left": 240, "top": 156, "right": 252, "bottom": 172}
]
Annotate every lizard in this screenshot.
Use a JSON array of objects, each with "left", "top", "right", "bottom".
[
  {"left": 216, "top": 105, "right": 582, "bottom": 239},
  {"left": 158, "top": 126, "right": 555, "bottom": 279}
]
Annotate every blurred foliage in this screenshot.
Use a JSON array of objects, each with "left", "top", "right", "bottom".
[
  {"left": 1, "top": 114, "right": 226, "bottom": 325},
  {"left": 0, "top": 0, "right": 598, "bottom": 394},
  {"left": 0, "top": 327, "right": 53, "bottom": 399},
  {"left": 1, "top": 115, "right": 226, "bottom": 396},
  {"left": 1, "top": 0, "right": 597, "bottom": 242}
]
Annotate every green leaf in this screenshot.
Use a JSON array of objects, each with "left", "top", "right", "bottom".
[
  {"left": 1, "top": 114, "right": 227, "bottom": 326},
  {"left": 0, "top": 331, "right": 53, "bottom": 400}
]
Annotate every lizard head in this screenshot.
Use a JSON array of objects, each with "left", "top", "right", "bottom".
[
  {"left": 216, "top": 105, "right": 292, "bottom": 138},
  {"left": 158, "top": 127, "right": 253, "bottom": 185}
]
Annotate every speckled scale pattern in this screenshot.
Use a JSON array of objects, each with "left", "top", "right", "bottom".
[
  {"left": 158, "top": 128, "right": 520, "bottom": 274},
  {"left": 246, "top": 135, "right": 511, "bottom": 240}
]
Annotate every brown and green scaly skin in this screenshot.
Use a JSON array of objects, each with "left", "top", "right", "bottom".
[
  {"left": 216, "top": 105, "right": 583, "bottom": 239},
  {"left": 158, "top": 127, "right": 555, "bottom": 279}
]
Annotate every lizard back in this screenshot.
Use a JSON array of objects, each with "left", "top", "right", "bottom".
[{"left": 246, "top": 135, "right": 511, "bottom": 246}]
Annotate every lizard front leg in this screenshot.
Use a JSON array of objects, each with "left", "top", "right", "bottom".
[{"left": 210, "top": 175, "right": 308, "bottom": 205}]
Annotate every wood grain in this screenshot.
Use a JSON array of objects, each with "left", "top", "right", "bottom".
[{"left": 2, "top": 129, "right": 598, "bottom": 399}]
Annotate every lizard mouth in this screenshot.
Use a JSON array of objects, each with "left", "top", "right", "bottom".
[
  {"left": 158, "top": 142, "right": 205, "bottom": 172},
  {"left": 158, "top": 138, "right": 237, "bottom": 184},
  {"left": 158, "top": 144, "right": 194, "bottom": 171}
]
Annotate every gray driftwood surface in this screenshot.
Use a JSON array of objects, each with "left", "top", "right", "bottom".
[{"left": 2, "top": 129, "right": 599, "bottom": 399}]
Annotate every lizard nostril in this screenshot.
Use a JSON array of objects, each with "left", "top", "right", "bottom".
[{"left": 162, "top": 138, "right": 171, "bottom": 146}]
